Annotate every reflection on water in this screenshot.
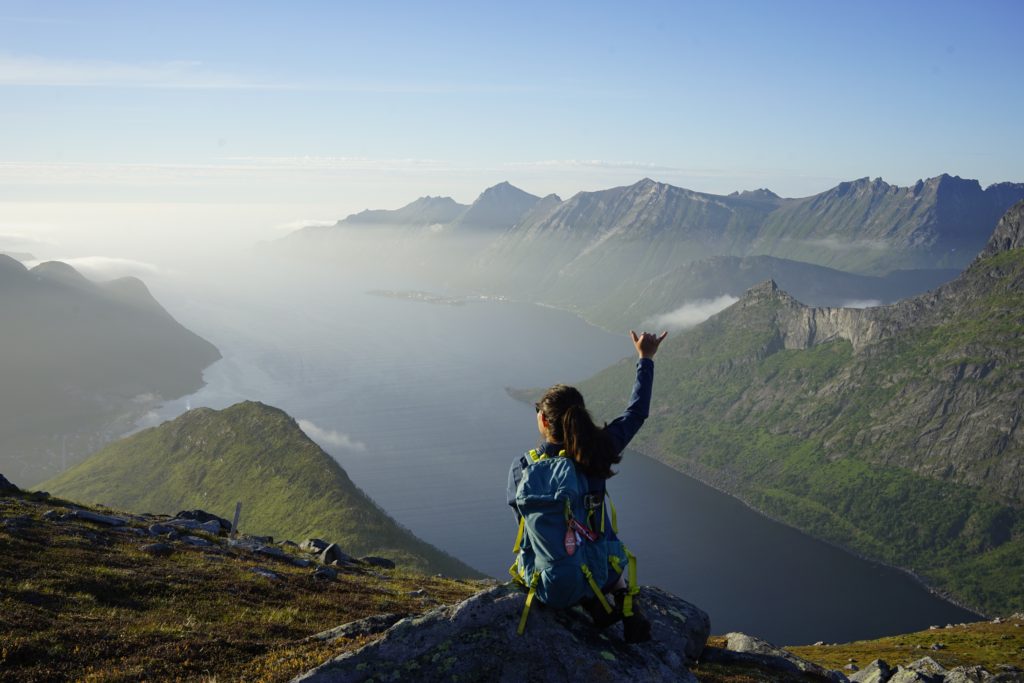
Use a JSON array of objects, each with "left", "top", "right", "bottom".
[{"left": 143, "top": 263, "right": 977, "bottom": 645}]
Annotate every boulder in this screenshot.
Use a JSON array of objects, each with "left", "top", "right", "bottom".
[
  {"left": 944, "top": 665, "right": 993, "bottom": 683},
  {"left": 180, "top": 535, "right": 214, "bottom": 547},
  {"left": 301, "top": 538, "right": 330, "bottom": 553},
  {"left": 307, "top": 614, "right": 404, "bottom": 643},
  {"left": 888, "top": 668, "right": 936, "bottom": 683},
  {"left": 68, "top": 509, "right": 127, "bottom": 526},
  {"left": 141, "top": 543, "right": 174, "bottom": 557},
  {"left": 318, "top": 543, "right": 359, "bottom": 566},
  {"left": 167, "top": 518, "right": 223, "bottom": 535},
  {"left": 851, "top": 659, "right": 893, "bottom": 683},
  {"left": 312, "top": 566, "right": 338, "bottom": 581},
  {"left": 906, "top": 656, "right": 946, "bottom": 678},
  {"left": 720, "top": 632, "right": 848, "bottom": 682},
  {"left": 173, "top": 509, "right": 232, "bottom": 532},
  {"left": 293, "top": 584, "right": 710, "bottom": 683}
]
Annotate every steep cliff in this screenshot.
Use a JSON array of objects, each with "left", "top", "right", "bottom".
[{"left": 579, "top": 201, "right": 1024, "bottom": 614}]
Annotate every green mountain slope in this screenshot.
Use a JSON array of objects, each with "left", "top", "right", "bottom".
[
  {"left": 0, "top": 257, "right": 221, "bottom": 485},
  {"left": 579, "top": 201, "right": 1024, "bottom": 614},
  {"left": 40, "top": 401, "right": 481, "bottom": 579}
]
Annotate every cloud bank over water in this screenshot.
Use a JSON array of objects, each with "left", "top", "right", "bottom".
[{"left": 298, "top": 418, "right": 367, "bottom": 453}]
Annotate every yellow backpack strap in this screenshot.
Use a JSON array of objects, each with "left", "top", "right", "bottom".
[
  {"left": 513, "top": 515, "right": 526, "bottom": 553},
  {"left": 621, "top": 547, "right": 639, "bottom": 617},
  {"left": 517, "top": 573, "right": 541, "bottom": 635},
  {"left": 581, "top": 564, "right": 613, "bottom": 614},
  {"left": 527, "top": 448, "right": 543, "bottom": 462},
  {"left": 607, "top": 494, "right": 618, "bottom": 534}
]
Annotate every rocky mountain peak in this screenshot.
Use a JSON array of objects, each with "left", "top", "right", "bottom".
[{"left": 979, "top": 199, "right": 1024, "bottom": 258}]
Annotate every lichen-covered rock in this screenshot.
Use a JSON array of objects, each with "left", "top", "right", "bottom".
[
  {"left": 293, "top": 584, "right": 710, "bottom": 682},
  {"left": 719, "top": 632, "right": 848, "bottom": 682},
  {"left": 851, "top": 659, "right": 893, "bottom": 683}
]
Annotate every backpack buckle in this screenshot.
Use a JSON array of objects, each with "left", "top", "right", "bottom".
[{"left": 583, "top": 493, "right": 604, "bottom": 510}]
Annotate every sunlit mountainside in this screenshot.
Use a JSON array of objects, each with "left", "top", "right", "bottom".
[
  {"left": 578, "top": 200, "right": 1024, "bottom": 615},
  {"left": 40, "top": 400, "right": 479, "bottom": 578}
]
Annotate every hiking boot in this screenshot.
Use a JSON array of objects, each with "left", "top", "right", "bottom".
[
  {"left": 619, "top": 594, "right": 652, "bottom": 644},
  {"left": 581, "top": 595, "right": 622, "bottom": 629}
]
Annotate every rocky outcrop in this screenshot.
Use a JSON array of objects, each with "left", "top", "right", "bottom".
[
  {"left": 979, "top": 199, "right": 1024, "bottom": 259},
  {"left": 294, "top": 584, "right": 711, "bottom": 682}
]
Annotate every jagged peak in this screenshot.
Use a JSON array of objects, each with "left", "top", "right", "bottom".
[
  {"left": 978, "top": 200, "right": 1024, "bottom": 258},
  {"left": 473, "top": 181, "right": 539, "bottom": 203}
]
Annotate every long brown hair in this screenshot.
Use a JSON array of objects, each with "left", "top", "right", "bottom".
[{"left": 536, "top": 384, "right": 620, "bottom": 479}]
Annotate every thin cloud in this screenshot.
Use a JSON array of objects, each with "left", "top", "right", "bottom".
[
  {"left": 23, "top": 256, "right": 161, "bottom": 280},
  {"left": 0, "top": 54, "right": 544, "bottom": 94},
  {"left": 648, "top": 295, "right": 739, "bottom": 331},
  {"left": 298, "top": 418, "right": 367, "bottom": 453},
  {"left": 0, "top": 54, "right": 302, "bottom": 90},
  {"left": 839, "top": 299, "right": 882, "bottom": 309}
]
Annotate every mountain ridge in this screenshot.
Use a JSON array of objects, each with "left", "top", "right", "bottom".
[
  {"left": 40, "top": 400, "right": 480, "bottom": 578},
  {"left": 576, "top": 200, "right": 1024, "bottom": 614},
  {"left": 0, "top": 258, "right": 220, "bottom": 485}
]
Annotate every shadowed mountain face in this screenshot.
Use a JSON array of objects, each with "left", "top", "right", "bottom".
[
  {"left": 41, "top": 400, "right": 481, "bottom": 578},
  {"left": 579, "top": 200, "right": 1024, "bottom": 615},
  {"left": 0, "top": 257, "right": 220, "bottom": 485}
]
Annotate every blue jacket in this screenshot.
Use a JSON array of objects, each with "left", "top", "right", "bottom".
[{"left": 506, "top": 357, "right": 654, "bottom": 514}]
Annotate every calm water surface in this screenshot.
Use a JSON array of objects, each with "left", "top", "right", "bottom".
[{"left": 144, "top": 261, "right": 977, "bottom": 645}]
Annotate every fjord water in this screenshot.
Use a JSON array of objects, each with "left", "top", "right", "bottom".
[{"left": 145, "top": 260, "right": 976, "bottom": 645}]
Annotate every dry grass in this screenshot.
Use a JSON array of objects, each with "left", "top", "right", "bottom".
[{"left": 0, "top": 492, "right": 483, "bottom": 682}]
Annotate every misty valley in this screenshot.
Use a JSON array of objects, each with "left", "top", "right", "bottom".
[{"left": 2, "top": 174, "right": 1023, "bottom": 658}]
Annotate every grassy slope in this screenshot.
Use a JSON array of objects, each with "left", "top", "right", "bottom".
[
  {"left": 41, "top": 401, "right": 480, "bottom": 579},
  {"left": 4, "top": 489, "right": 1022, "bottom": 682},
  {"left": 579, "top": 249, "right": 1024, "bottom": 615},
  {"left": 0, "top": 489, "right": 482, "bottom": 682}
]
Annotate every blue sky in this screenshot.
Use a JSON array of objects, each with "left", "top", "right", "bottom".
[{"left": 1, "top": 0, "right": 1022, "bottom": 259}]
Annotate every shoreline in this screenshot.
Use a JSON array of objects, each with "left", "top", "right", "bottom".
[{"left": 631, "top": 444, "right": 988, "bottom": 623}]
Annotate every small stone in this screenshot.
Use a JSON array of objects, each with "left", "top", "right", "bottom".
[
  {"left": 813, "top": 640, "right": 825, "bottom": 646},
  {"left": 255, "top": 545, "right": 286, "bottom": 558},
  {"left": 930, "top": 642, "right": 945, "bottom": 650},
  {"left": 180, "top": 535, "right": 213, "bottom": 547},
  {"left": 408, "top": 589, "right": 426, "bottom": 597},
  {"left": 42, "top": 510, "right": 62, "bottom": 521},
  {"left": 250, "top": 567, "right": 281, "bottom": 580},
  {"left": 149, "top": 523, "right": 174, "bottom": 535},
  {"left": 845, "top": 663, "right": 859, "bottom": 672},
  {"left": 313, "top": 566, "right": 338, "bottom": 581},
  {"left": 291, "top": 557, "right": 314, "bottom": 568},
  {"left": 141, "top": 543, "right": 174, "bottom": 557},
  {"left": 928, "top": 625, "right": 939, "bottom": 630},
  {"left": 992, "top": 617, "right": 1003, "bottom": 624}
]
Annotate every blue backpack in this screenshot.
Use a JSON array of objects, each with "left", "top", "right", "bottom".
[{"left": 509, "top": 449, "right": 639, "bottom": 634}]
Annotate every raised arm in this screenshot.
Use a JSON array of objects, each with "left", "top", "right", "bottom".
[{"left": 604, "top": 331, "right": 667, "bottom": 452}]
